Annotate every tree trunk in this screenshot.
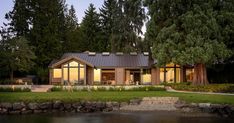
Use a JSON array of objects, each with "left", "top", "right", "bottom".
[
  {"left": 193, "top": 63, "right": 209, "bottom": 85},
  {"left": 10, "top": 70, "right": 14, "bottom": 83}
]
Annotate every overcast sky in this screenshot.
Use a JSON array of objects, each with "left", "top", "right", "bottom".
[{"left": 0, "top": 0, "right": 146, "bottom": 34}]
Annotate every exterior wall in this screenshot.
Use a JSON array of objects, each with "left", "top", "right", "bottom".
[
  {"left": 87, "top": 66, "right": 94, "bottom": 85},
  {"left": 115, "top": 68, "right": 125, "bottom": 85},
  {"left": 180, "top": 66, "right": 186, "bottom": 82},
  {"left": 151, "top": 67, "right": 160, "bottom": 85},
  {"left": 125, "top": 70, "right": 131, "bottom": 85}
]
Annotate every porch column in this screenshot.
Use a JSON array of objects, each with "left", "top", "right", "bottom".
[{"left": 151, "top": 67, "right": 160, "bottom": 85}]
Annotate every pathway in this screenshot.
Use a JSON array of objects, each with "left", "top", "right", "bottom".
[{"left": 166, "top": 86, "right": 234, "bottom": 96}]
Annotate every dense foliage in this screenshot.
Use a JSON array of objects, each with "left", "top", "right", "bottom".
[
  {"left": 145, "top": 0, "right": 234, "bottom": 85},
  {"left": 0, "top": 0, "right": 233, "bottom": 84}
]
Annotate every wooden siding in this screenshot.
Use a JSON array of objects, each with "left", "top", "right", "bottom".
[
  {"left": 151, "top": 67, "right": 160, "bottom": 85},
  {"left": 115, "top": 68, "right": 125, "bottom": 85}
]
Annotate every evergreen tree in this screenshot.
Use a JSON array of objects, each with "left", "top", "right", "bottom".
[
  {"left": 0, "top": 37, "right": 36, "bottom": 82},
  {"left": 99, "top": 0, "right": 117, "bottom": 51},
  {"left": 80, "top": 4, "right": 103, "bottom": 52},
  {"left": 5, "top": 0, "right": 32, "bottom": 37},
  {"left": 29, "top": 0, "right": 66, "bottom": 67},
  {"left": 145, "top": 0, "right": 233, "bottom": 85},
  {"left": 100, "top": 0, "right": 146, "bottom": 52},
  {"left": 63, "top": 5, "right": 82, "bottom": 52}
]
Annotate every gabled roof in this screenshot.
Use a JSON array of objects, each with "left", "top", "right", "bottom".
[{"left": 49, "top": 52, "right": 154, "bottom": 68}]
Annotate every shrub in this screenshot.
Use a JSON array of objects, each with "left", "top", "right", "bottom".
[
  {"left": 0, "top": 87, "right": 31, "bottom": 92},
  {"left": 51, "top": 86, "right": 63, "bottom": 92},
  {"left": 169, "top": 83, "right": 234, "bottom": 93}
]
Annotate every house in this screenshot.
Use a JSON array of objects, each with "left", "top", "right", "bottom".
[{"left": 49, "top": 52, "right": 194, "bottom": 85}]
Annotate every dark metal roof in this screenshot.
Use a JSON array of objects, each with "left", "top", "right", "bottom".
[{"left": 50, "top": 53, "right": 153, "bottom": 68}]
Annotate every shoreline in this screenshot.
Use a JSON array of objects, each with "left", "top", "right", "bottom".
[{"left": 0, "top": 97, "right": 233, "bottom": 117}]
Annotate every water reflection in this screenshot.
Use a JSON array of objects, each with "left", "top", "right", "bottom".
[{"left": 0, "top": 111, "right": 233, "bottom": 123}]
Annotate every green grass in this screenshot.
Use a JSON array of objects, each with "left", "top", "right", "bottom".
[{"left": 0, "top": 91, "right": 234, "bottom": 105}]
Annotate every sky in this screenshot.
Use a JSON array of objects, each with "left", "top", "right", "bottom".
[{"left": 0, "top": 0, "right": 146, "bottom": 34}]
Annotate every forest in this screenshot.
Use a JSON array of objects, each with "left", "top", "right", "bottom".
[{"left": 0, "top": 0, "right": 233, "bottom": 84}]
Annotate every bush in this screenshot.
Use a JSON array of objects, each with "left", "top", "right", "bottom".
[
  {"left": 169, "top": 83, "right": 234, "bottom": 93},
  {"left": 51, "top": 86, "right": 64, "bottom": 91},
  {"left": 0, "top": 87, "right": 31, "bottom": 92},
  {"left": 50, "top": 86, "right": 166, "bottom": 92}
]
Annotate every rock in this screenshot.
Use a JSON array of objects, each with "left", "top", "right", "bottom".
[
  {"left": 111, "top": 102, "right": 120, "bottom": 110},
  {"left": 12, "top": 102, "right": 25, "bottom": 110},
  {"left": 198, "top": 103, "right": 211, "bottom": 108},
  {"left": 1, "top": 102, "right": 12, "bottom": 109},
  {"left": 181, "top": 107, "right": 193, "bottom": 112},
  {"left": 174, "top": 103, "right": 185, "bottom": 109},
  {"left": 105, "top": 102, "right": 112, "bottom": 108},
  {"left": 53, "top": 101, "right": 63, "bottom": 109},
  {"left": 120, "top": 102, "right": 128, "bottom": 107},
  {"left": 28, "top": 103, "right": 39, "bottom": 110},
  {"left": 95, "top": 101, "right": 105, "bottom": 111},
  {"left": 38, "top": 102, "right": 52, "bottom": 110},
  {"left": 130, "top": 99, "right": 141, "bottom": 105},
  {"left": 64, "top": 103, "right": 72, "bottom": 111},
  {"left": 0, "top": 108, "right": 8, "bottom": 114},
  {"left": 72, "top": 102, "right": 81, "bottom": 109}
]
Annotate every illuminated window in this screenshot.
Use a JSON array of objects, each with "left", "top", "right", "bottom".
[
  {"left": 70, "top": 68, "right": 78, "bottom": 84},
  {"left": 69, "top": 61, "right": 78, "bottom": 67},
  {"left": 80, "top": 68, "right": 84, "bottom": 82},
  {"left": 53, "top": 69, "right": 61, "bottom": 78},
  {"left": 94, "top": 69, "right": 101, "bottom": 82},
  {"left": 62, "top": 60, "right": 86, "bottom": 85},
  {"left": 186, "top": 68, "right": 194, "bottom": 82},
  {"left": 142, "top": 69, "right": 151, "bottom": 83},
  {"left": 160, "top": 64, "right": 180, "bottom": 83},
  {"left": 63, "top": 68, "right": 68, "bottom": 81}
]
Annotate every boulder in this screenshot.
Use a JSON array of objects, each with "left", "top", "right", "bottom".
[
  {"left": 12, "top": 102, "right": 25, "bottom": 110},
  {"left": 198, "top": 103, "right": 211, "bottom": 108},
  {"left": 28, "top": 103, "right": 39, "bottom": 110},
  {"left": 129, "top": 99, "right": 141, "bottom": 105},
  {"left": 53, "top": 101, "right": 63, "bottom": 109},
  {"left": 38, "top": 102, "right": 52, "bottom": 110},
  {"left": 64, "top": 103, "right": 72, "bottom": 111},
  {"left": 120, "top": 102, "right": 128, "bottom": 107},
  {"left": 1, "top": 102, "right": 12, "bottom": 110}
]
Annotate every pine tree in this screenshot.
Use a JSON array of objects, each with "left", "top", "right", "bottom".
[
  {"left": 63, "top": 5, "right": 82, "bottom": 52},
  {"left": 80, "top": 4, "right": 103, "bottom": 52},
  {"left": 99, "top": 0, "right": 117, "bottom": 51},
  {"left": 4, "top": 0, "right": 32, "bottom": 37},
  {"left": 29, "top": 0, "right": 66, "bottom": 67}
]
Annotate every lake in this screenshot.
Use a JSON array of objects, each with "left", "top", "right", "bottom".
[{"left": 0, "top": 111, "right": 233, "bottom": 123}]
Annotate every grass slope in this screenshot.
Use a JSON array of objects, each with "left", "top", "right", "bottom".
[{"left": 0, "top": 91, "right": 234, "bottom": 104}]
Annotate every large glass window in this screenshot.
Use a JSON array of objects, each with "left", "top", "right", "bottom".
[
  {"left": 160, "top": 64, "right": 180, "bottom": 83},
  {"left": 62, "top": 61, "right": 85, "bottom": 85},
  {"left": 94, "top": 69, "right": 101, "bottom": 82},
  {"left": 63, "top": 68, "right": 68, "bottom": 82},
  {"left": 142, "top": 69, "right": 151, "bottom": 84},
  {"left": 101, "top": 69, "right": 115, "bottom": 85},
  {"left": 186, "top": 68, "right": 194, "bottom": 82},
  {"left": 53, "top": 69, "right": 61, "bottom": 78},
  {"left": 69, "top": 68, "right": 78, "bottom": 84}
]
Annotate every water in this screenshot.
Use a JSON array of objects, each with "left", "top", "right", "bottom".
[{"left": 0, "top": 111, "right": 233, "bottom": 123}]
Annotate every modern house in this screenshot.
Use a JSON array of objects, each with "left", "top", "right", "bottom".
[{"left": 49, "top": 52, "right": 194, "bottom": 85}]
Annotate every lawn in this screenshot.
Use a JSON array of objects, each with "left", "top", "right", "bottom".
[{"left": 0, "top": 91, "right": 234, "bottom": 104}]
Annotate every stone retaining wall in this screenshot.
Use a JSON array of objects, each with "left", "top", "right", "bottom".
[{"left": 0, "top": 97, "right": 233, "bottom": 117}]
